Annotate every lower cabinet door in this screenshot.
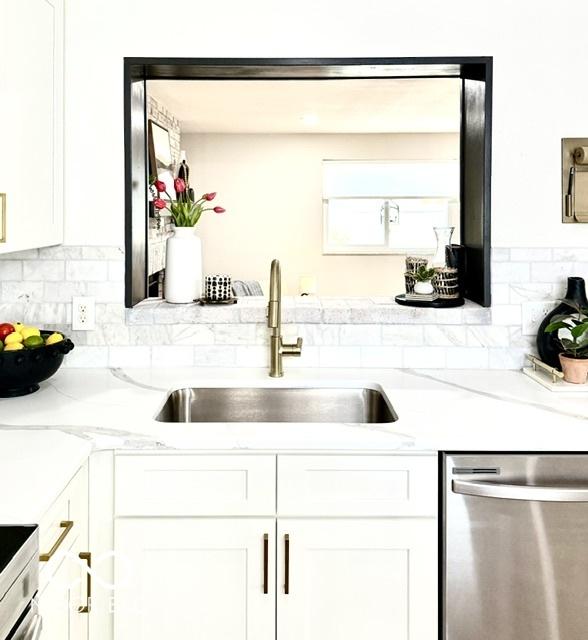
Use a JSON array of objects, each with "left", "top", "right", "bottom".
[
  {"left": 114, "top": 518, "right": 275, "bottom": 640},
  {"left": 277, "top": 519, "right": 437, "bottom": 640}
]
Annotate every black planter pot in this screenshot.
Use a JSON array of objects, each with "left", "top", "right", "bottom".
[{"left": 536, "top": 277, "right": 588, "bottom": 369}]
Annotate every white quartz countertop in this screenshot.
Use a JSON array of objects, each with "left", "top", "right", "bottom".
[
  {"left": 0, "top": 366, "right": 587, "bottom": 454},
  {"left": 0, "top": 430, "right": 91, "bottom": 523},
  {"left": 2, "top": 366, "right": 588, "bottom": 524}
]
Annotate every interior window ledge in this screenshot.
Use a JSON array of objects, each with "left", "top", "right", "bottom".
[{"left": 125, "top": 297, "right": 491, "bottom": 326}]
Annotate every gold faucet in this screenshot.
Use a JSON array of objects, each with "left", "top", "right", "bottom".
[{"left": 267, "top": 259, "right": 303, "bottom": 377}]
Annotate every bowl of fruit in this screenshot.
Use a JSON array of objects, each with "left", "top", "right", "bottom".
[{"left": 0, "top": 323, "right": 74, "bottom": 397}]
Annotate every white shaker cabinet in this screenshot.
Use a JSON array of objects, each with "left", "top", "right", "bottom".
[
  {"left": 0, "top": 0, "right": 64, "bottom": 253},
  {"left": 276, "top": 519, "right": 437, "bottom": 640},
  {"left": 38, "top": 462, "right": 89, "bottom": 640},
  {"left": 114, "top": 518, "right": 276, "bottom": 640},
  {"left": 113, "top": 453, "right": 438, "bottom": 640}
]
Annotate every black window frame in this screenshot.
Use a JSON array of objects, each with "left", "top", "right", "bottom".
[{"left": 124, "top": 57, "right": 492, "bottom": 307}]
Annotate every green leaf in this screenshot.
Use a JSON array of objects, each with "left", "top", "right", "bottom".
[
  {"left": 571, "top": 323, "right": 588, "bottom": 339},
  {"left": 544, "top": 321, "right": 569, "bottom": 333}
]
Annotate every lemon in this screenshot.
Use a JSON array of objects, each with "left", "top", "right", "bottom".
[
  {"left": 21, "top": 327, "right": 41, "bottom": 340},
  {"left": 45, "top": 332, "right": 64, "bottom": 346},
  {"left": 24, "top": 335, "right": 44, "bottom": 349},
  {"left": 13, "top": 322, "right": 25, "bottom": 334},
  {"left": 4, "top": 342, "right": 24, "bottom": 351},
  {"left": 4, "top": 332, "right": 23, "bottom": 345}
]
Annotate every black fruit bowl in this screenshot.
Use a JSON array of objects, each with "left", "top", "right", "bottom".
[{"left": 0, "top": 332, "right": 74, "bottom": 398}]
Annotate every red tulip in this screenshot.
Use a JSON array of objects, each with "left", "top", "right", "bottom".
[
  {"left": 213, "top": 206, "right": 225, "bottom": 214},
  {"left": 203, "top": 192, "right": 216, "bottom": 201},
  {"left": 174, "top": 178, "right": 186, "bottom": 193},
  {"left": 153, "top": 198, "right": 166, "bottom": 210},
  {"left": 154, "top": 180, "right": 166, "bottom": 192}
]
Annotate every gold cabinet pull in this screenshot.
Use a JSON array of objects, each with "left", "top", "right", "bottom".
[
  {"left": 284, "top": 534, "right": 290, "bottom": 594},
  {"left": 39, "top": 520, "right": 74, "bottom": 561},
  {"left": 78, "top": 552, "right": 92, "bottom": 613},
  {"left": 263, "top": 534, "right": 269, "bottom": 594}
]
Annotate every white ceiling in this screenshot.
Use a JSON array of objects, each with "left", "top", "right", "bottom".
[{"left": 147, "top": 78, "right": 461, "bottom": 134}]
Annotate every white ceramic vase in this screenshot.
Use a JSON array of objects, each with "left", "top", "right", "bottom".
[
  {"left": 414, "top": 280, "right": 434, "bottom": 295},
  {"left": 164, "top": 227, "right": 202, "bottom": 304}
]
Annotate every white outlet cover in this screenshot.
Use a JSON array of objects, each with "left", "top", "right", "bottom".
[{"left": 72, "top": 296, "right": 96, "bottom": 331}]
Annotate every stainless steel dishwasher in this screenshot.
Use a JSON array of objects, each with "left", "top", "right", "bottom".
[{"left": 444, "top": 453, "right": 588, "bottom": 640}]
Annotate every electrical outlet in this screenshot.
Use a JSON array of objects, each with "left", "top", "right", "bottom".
[{"left": 72, "top": 296, "right": 96, "bottom": 331}]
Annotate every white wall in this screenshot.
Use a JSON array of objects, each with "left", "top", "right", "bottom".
[
  {"left": 182, "top": 132, "right": 459, "bottom": 295},
  {"left": 64, "top": 0, "right": 588, "bottom": 249}
]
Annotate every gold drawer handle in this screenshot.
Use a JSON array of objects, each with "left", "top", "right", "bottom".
[
  {"left": 78, "top": 551, "right": 92, "bottom": 613},
  {"left": 39, "top": 520, "right": 74, "bottom": 562}
]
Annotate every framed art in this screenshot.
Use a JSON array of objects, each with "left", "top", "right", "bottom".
[{"left": 147, "top": 119, "right": 175, "bottom": 198}]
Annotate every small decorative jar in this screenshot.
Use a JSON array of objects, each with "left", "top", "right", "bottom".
[
  {"left": 205, "top": 274, "right": 232, "bottom": 301},
  {"left": 433, "top": 267, "right": 460, "bottom": 299}
]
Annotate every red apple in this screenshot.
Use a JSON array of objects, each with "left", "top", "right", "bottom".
[{"left": 0, "top": 323, "right": 15, "bottom": 342}]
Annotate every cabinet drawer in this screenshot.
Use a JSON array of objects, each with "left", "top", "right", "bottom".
[
  {"left": 277, "top": 455, "right": 437, "bottom": 516},
  {"left": 115, "top": 454, "right": 276, "bottom": 516},
  {"left": 39, "top": 463, "right": 88, "bottom": 586}
]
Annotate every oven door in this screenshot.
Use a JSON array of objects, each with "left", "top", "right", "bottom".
[{"left": 5, "top": 603, "right": 42, "bottom": 640}]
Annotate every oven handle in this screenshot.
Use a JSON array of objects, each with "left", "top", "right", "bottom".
[
  {"left": 452, "top": 479, "right": 588, "bottom": 502},
  {"left": 24, "top": 614, "right": 42, "bottom": 640}
]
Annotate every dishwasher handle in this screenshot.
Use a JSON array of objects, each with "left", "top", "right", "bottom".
[{"left": 452, "top": 479, "right": 588, "bottom": 502}]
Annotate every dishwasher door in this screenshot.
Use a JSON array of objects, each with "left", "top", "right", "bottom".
[{"left": 444, "top": 454, "right": 588, "bottom": 640}]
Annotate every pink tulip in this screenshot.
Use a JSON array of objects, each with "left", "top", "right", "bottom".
[
  {"left": 203, "top": 192, "right": 216, "bottom": 201},
  {"left": 154, "top": 180, "right": 166, "bottom": 192},
  {"left": 174, "top": 178, "right": 186, "bottom": 193},
  {"left": 153, "top": 198, "right": 166, "bottom": 210},
  {"left": 213, "top": 206, "right": 225, "bottom": 214}
]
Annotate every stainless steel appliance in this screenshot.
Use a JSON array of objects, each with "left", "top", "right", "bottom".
[
  {"left": 0, "top": 526, "right": 40, "bottom": 640},
  {"left": 444, "top": 454, "right": 588, "bottom": 640}
]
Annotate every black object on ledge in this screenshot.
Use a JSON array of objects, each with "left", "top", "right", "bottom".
[
  {"left": 195, "top": 297, "right": 238, "bottom": 306},
  {"left": 395, "top": 294, "right": 465, "bottom": 308},
  {"left": 537, "top": 276, "right": 588, "bottom": 369}
]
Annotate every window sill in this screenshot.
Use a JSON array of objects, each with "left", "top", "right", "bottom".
[{"left": 126, "top": 296, "right": 490, "bottom": 326}]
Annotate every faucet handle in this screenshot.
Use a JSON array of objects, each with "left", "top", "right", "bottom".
[{"left": 282, "top": 337, "right": 303, "bottom": 356}]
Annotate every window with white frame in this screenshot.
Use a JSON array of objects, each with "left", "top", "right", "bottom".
[{"left": 322, "top": 160, "right": 460, "bottom": 254}]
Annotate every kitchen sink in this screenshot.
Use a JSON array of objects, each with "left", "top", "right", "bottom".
[{"left": 155, "top": 386, "right": 398, "bottom": 424}]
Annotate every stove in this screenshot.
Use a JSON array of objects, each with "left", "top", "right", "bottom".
[{"left": 0, "top": 526, "right": 40, "bottom": 640}]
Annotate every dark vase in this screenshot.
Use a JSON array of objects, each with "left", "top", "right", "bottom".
[{"left": 536, "top": 276, "right": 588, "bottom": 369}]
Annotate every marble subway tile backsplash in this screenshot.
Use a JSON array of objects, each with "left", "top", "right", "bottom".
[{"left": 0, "top": 245, "right": 582, "bottom": 369}]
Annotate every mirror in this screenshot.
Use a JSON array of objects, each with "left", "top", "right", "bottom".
[{"left": 146, "top": 78, "right": 461, "bottom": 297}]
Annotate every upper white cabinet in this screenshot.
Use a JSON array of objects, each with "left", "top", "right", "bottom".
[{"left": 0, "top": 0, "right": 64, "bottom": 253}]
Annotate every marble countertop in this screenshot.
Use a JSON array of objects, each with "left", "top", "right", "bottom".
[
  {"left": 0, "top": 430, "right": 92, "bottom": 523},
  {"left": 0, "top": 366, "right": 587, "bottom": 454},
  {"left": 3, "top": 366, "right": 588, "bottom": 524}
]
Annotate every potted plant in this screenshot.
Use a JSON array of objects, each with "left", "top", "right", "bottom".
[
  {"left": 152, "top": 178, "right": 225, "bottom": 304},
  {"left": 544, "top": 300, "right": 588, "bottom": 383},
  {"left": 413, "top": 265, "right": 437, "bottom": 295}
]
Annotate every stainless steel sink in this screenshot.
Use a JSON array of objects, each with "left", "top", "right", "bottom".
[{"left": 155, "top": 386, "right": 398, "bottom": 423}]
